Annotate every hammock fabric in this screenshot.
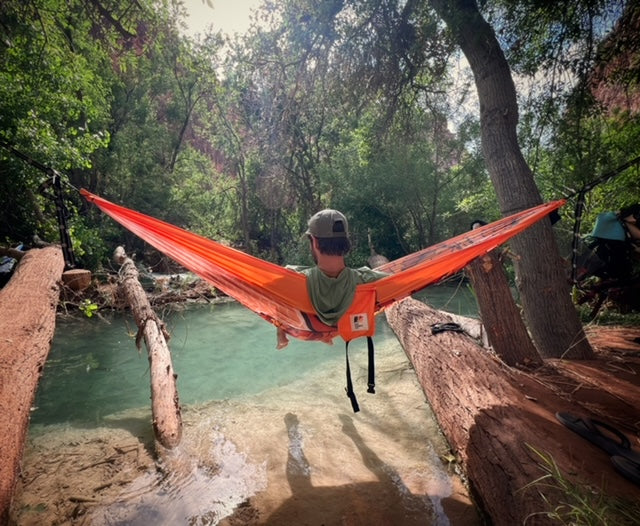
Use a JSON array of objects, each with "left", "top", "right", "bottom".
[{"left": 81, "top": 189, "right": 565, "bottom": 343}]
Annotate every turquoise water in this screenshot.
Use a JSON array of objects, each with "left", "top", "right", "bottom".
[
  {"left": 21, "top": 282, "right": 481, "bottom": 526},
  {"left": 32, "top": 282, "right": 477, "bottom": 427},
  {"left": 33, "top": 302, "right": 332, "bottom": 425}
]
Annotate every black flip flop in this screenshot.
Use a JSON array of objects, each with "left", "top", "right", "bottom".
[
  {"left": 555, "top": 412, "right": 640, "bottom": 464},
  {"left": 611, "top": 456, "right": 640, "bottom": 487},
  {"left": 431, "top": 322, "right": 464, "bottom": 335}
]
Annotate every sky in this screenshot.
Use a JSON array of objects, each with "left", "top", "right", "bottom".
[
  {"left": 182, "top": 0, "right": 263, "bottom": 37},
  {"left": 179, "top": 0, "right": 476, "bottom": 131}
]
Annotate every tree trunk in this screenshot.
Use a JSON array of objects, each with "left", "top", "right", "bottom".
[
  {"left": 385, "top": 298, "right": 619, "bottom": 525},
  {"left": 0, "top": 247, "right": 64, "bottom": 525},
  {"left": 114, "top": 247, "right": 182, "bottom": 449},
  {"left": 466, "top": 252, "right": 541, "bottom": 366},
  {"left": 429, "top": 0, "right": 592, "bottom": 359}
]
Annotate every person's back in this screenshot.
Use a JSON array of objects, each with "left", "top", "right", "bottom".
[{"left": 277, "top": 209, "right": 386, "bottom": 348}]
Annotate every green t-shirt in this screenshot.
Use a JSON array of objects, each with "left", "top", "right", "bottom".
[{"left": 287, "top": 265, "right": 388, "bottom": 326}]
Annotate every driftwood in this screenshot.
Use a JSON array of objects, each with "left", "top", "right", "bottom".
[
  {"left": 114, "top": 247, "right": 182, "bottom": 449},
  {"left": 385, "top": 298, "right": 635, "bottom": 526},
  {"left": 0, "top": 246, "right": 64, "bottom": 525}
]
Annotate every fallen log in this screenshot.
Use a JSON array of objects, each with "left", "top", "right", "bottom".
[
  {"left": 0, "top": 246, "right": 64, "bottom": 525},
  {"left": 114, "top": 247, "right": 182, "bottom": 449},
  {"left": 385, "top": 297, "right": 638, "bottom": 526}
]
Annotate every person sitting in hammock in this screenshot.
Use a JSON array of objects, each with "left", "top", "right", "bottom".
[{"left": 276, "top": 209, "right": 388, "bottom": 349}]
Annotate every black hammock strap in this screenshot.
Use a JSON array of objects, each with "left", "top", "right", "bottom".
[
  {"left": 571, "top": 190, "right": 587, "bottom": 284},
  {"left": 0, "top": 140, "right": 76, "bottom": 269},
  {"left": 367, "top": 336, "right": 375, "bottom": 394},
  {"left": 344, "top": 336, "right": 375, "bottom": 413},
  {"left": 51, "top": 173, "right": 76, "bottom": 269}
]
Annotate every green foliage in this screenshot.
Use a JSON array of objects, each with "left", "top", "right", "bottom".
[
  {"left": 323, "top": 99, "right": 487, "bottom": 265},
  {"left": 1, "top": 0, "right": 637, "bottom": 283},
  {"left": 507, "top": 1, "right": 639, "bottom": 231},
  {"left": 168, "top": 147, "right": 239, "bottom": 241},
  {"left": 486, "top": 0, "right": 625, "bottom": 77},
  {"left": 79, "top": 299, "right": 99, "bottom": 318},
  {"left": 0, "top": 0, "right": 132, "bottom": 248},
  {"left": 68, "top": 215, "right": 110, "bottom": 270},
  {"left": 579, "top": 305, "right": 640, "bottom": 326}
]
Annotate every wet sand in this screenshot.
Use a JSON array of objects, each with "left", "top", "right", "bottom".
[{"left": 12, "top": 338, "right": 480, "bottom": 525}]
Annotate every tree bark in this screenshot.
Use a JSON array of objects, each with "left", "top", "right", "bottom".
[
  {"left": 114, "top": 247, "right": 182, "bottom": 449},
  {"left": 429, "top": 0, "right": 592, "bottom": 359},
  {"left": 0, "top": 247, "right": 64, "bottom": 525},
  {"left": 385, "top": 298, "right": 586, "bottom": 525},
  {"left": 466, "top": 252, "right": 541, "bottom": 366}
]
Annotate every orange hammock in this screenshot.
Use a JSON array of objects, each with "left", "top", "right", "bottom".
[{"left": 81, "top": 189, "right": 565, "bottom": 343}]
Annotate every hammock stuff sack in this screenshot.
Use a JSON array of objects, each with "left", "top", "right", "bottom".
[{"left": 81, "top": 189, "right": 565, "bottom": 344}]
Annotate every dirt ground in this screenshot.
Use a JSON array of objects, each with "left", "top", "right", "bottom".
[
  {"left": 5, "top": 275, "right": 640, "bottom": 525},
  {"left": 530, "top": 324, "right": 640, "bottom": 501}
]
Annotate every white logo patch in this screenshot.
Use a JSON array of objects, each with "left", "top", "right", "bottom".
[{"left": 350, "top": 313, "right": 369, "bottom": 332}]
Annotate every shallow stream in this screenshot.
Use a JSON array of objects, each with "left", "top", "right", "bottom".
[{"left": 16, "top": 284, "right": 481, "bottom": 525}]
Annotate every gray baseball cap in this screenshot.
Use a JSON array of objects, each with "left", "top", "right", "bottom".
[{"left": 306, "top": 209, "right": 349, "bottom": 238}]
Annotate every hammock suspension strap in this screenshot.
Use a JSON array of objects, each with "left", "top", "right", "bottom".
[
  {"left": 0, "top": 140, "right": 76, "bottom": 269},
  {"left": 344, "top": 336, "right": 376, "bottom": 414},
  {"left": 366, "top": 336, "right": 375, "bottom": 394},
  {"left": 50, "top": 172, "right": 76, "bottom": 269}
]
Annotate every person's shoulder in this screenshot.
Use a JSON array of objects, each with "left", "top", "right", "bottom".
[{"left": 353, "top": 266, "right": 389, "bottom": 283}]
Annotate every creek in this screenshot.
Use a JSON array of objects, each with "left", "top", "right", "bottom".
[{"left": 20, "top": 283, "right": 481, "bottom": 525}]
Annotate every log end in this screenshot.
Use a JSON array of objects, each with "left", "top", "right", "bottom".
[
  {"left": 62, "top": 269, "right": 92, "bottom": 291},
  {"left": 153, "top": 418, "right": 183, "bottom": 450},
  {"left": 113, "top": 246, "right": 127, "bottom": 266}
]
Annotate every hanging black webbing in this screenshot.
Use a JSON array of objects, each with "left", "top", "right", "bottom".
[
  {"left": 0, "top": 140, "right": 76, "bottom": 269},
  {"left": 570, "top": 190, "right": 587, "bottom": 284},
  {"left": 366, "top": 336, "right": 375, "bottom": 394},
  {"left": 344, "top": 337, "right": 376, "bottom": 413},
  {"left": 51, "top": 172, "right": 76, "bottom": 269},
  {"left": 345, "top": 341, "right": 360, "bottom": 413}
]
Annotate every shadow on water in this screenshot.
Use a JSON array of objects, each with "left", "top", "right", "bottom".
[{"left": 220, "top": 412, "right": 460, "bottom": 526}]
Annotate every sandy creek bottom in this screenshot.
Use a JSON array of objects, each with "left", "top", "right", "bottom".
[{"left": 12, "top": 294, "right": 481, "bottom": 525}]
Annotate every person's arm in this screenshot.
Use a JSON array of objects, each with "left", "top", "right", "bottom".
[{"left": 355, "top": 267, "right": 389, "bottom": 282}]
